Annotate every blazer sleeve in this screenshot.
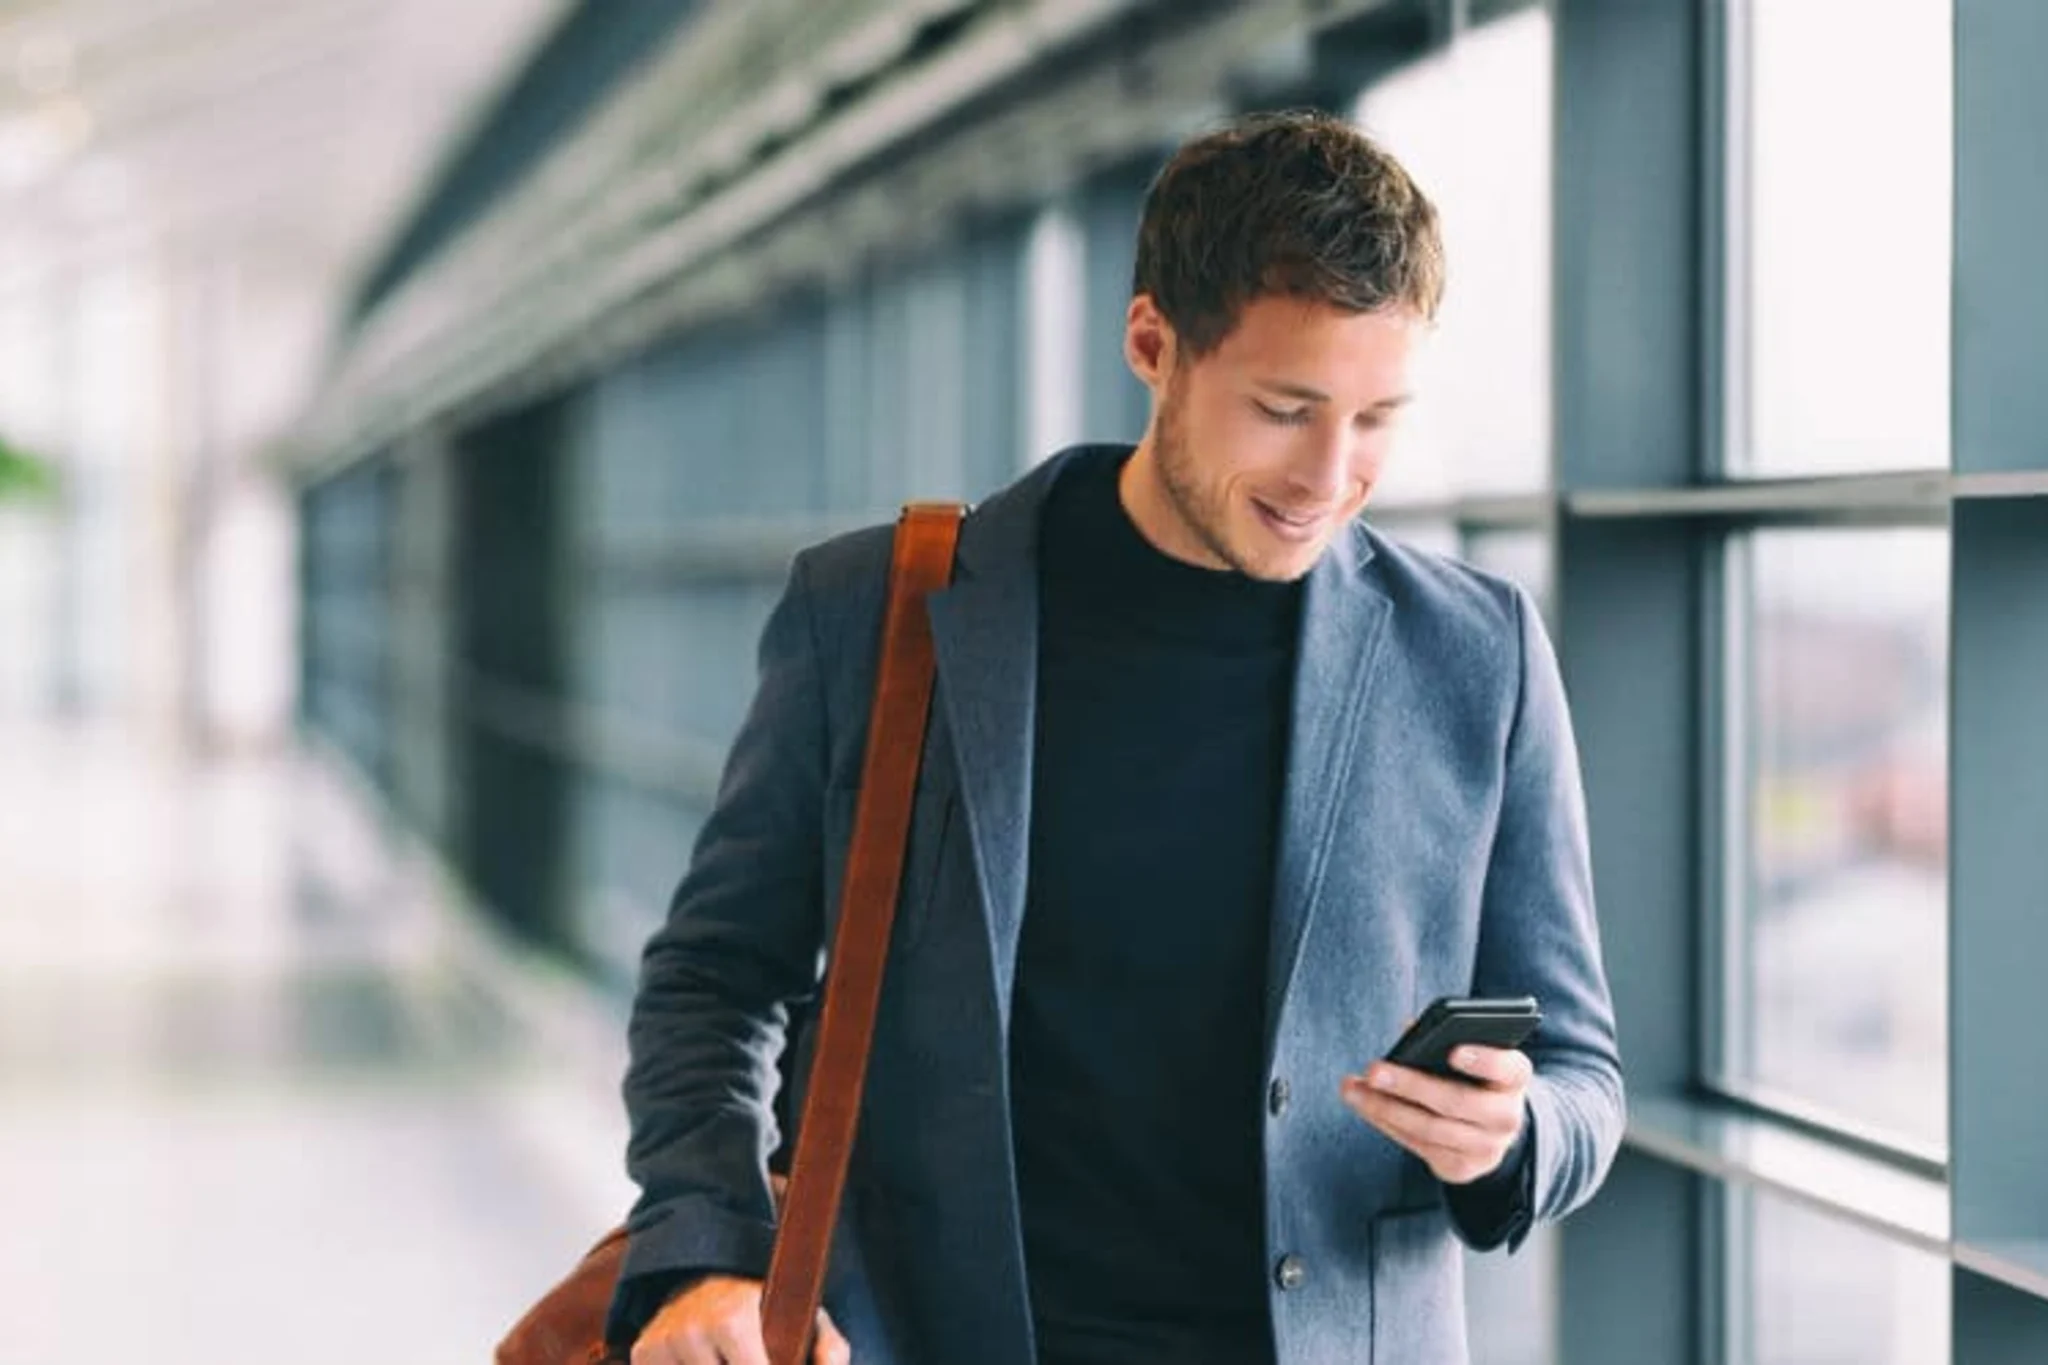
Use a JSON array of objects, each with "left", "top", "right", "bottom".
[
  {"left": 1457, "top": 583, "right": 1626, "bottom": 1251},
  {"left": 604, "top": 551, "right": 833, "bottom": 1342}
]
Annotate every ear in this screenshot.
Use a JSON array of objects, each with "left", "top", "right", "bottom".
[{"left": 1123, "top": 294, "right": 1176, "bottom": 393}]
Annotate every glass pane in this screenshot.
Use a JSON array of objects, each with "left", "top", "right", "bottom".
[
  {"left": 1468, "top": 1223, "right": 1557, "bottom": 1365},
  {"left": 1025, "top": 203, "right": 1086, "bottom": 466},
  {"left": 1389, "top": 519, "right": 1460, "bottom": 559},
  {"left": 1358, "top": 9, "right": 1552, "bottom": 504},
  {"left": 1728, "top": 1185, "right": 1949, "bottom": 1365},
  {"left": 1727, "top": 529, "right": 1948, "bottom": 1151},
  {"left": 1464, "top": 529, "right": 1553, "bottom": 625},
  {"left": 1733, "top": 0, "right": 1951, "bottom": 475}
]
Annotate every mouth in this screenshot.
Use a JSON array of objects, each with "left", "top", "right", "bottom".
[{"left": 1252, "top": 497, "right": 1329, "bottom": 543}]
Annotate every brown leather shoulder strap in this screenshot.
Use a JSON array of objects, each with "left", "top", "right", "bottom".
[{"left": 759, "top": 501, "right": 965, "bottom": 1364}]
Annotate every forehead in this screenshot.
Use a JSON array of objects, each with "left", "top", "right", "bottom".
[{"left": 1200, "top": 294, "right": 1424, "bottom": 387}]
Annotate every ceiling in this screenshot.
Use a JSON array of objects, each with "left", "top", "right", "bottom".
[{"left": 0, "top": 0, "right": 571, "bottom": 283}]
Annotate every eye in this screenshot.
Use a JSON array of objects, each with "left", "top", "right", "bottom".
[{"left": 1254, "top": 400, "right": 1313, "bottom": 427}]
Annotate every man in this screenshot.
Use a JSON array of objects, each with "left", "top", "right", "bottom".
[{"left": 610, "top": 110, "right": 1623, "bottom": 1365}]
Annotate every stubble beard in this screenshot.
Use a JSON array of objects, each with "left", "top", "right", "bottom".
[{"left": 1153, "top": 381, "right": 1262, "bottom": 579}]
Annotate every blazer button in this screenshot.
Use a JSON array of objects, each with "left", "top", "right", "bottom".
[
  {"left": 1267, "top": 1077, "right": 1291, "bottom": 1116},
  {"left": 1275, "top": 1254, "right": 1307, "bottom": 1292}
]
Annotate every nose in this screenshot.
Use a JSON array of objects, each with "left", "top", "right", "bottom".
[{"left": 1284, "top": 428, "right": 1351, "bottom": 507}]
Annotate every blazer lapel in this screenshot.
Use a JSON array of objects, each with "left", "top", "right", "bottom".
[
  {"left": 923, "top": 452, "right": 1074, "bottom": 1032},
  {"left": 1265, "top": 524, "right": 1392, "bottom": 1066},
  {"left": 923, "top": 453, "right": 1393, "bottom": 1059}
]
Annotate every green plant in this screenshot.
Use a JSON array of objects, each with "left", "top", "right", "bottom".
[{"left": 0, "top": 433, "right": 57, "bottom": 501}]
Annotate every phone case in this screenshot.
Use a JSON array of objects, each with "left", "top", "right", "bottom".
[{"left": 1384, "top": 996, "right": 1542, "bottom": 1080}]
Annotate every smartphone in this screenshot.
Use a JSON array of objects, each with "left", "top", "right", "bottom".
[{"left": 1383, "top": 996, "right": 1541, "bottom": 1081}]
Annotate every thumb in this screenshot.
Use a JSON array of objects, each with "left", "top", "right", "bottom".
[{"left": 811, "top": 1307, "right": 851, "bottom": 1365}]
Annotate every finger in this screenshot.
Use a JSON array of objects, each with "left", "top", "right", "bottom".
[
  {"left": 634, "top": 1329, "right": 712, "bottom": 1365},
  {"left": 630, "top": 1334, "right": 677, "bottom": 1365},
  {"left": 1448, "top": 1045, "right": 1534, "bottom": 1090},
  {"left": 632, "top": 1313, "right": 708, "bottom": 1365},
  {"left": 711, "top": 1311, "right": 772, "bottom": 1365},
  {"left": 1355, "top": 1063, "right": 1518, "bottom": 1128},
  {"left": 1357, "top": 1070, "right": 1524, "bottom": 1140},
  {"left": 639, "top": 1277, "right": 773, "bottom": 1365},
  {"left": 813, "top": 1307, "right": 852, "bottom": 1365},
  {"left": 1353, "top": 1092, "right": 1509, "bottom": 1184},
  {"left": 1345, "top": 1084, "right": 1497, "bottom": 1160}
]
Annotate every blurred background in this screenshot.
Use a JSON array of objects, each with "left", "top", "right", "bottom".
[{"left": 1, "top": 1, "right": 2044, "bottom": 1362}]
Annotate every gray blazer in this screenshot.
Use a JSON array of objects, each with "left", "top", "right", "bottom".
[{"left": 612, "top": 448, "right": 1624, "bottom": 1364}]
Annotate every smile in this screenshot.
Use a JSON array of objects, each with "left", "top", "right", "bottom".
[{"left": 1253, "top": 498, "right": 1327, "bottom": 541}]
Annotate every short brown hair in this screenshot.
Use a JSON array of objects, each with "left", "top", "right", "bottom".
[{"left": 1132, "top": 110, "right": 1445, "bottom": 357}]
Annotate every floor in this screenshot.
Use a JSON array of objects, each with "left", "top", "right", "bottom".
[
  {"left": 0, "top": 721, "right": 1575, "bottom": 1364},
  {"left": 0, "top": 725, "right": 633, "bottom": 1364}
]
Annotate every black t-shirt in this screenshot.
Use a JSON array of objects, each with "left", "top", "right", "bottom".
[{"left": 1009, "top": 445, "right": 1303, "bottom": 1365}]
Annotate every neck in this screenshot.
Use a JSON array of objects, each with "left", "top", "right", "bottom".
[{"left": 1116, "top": 436, "right": 1229, "bottom": 572}]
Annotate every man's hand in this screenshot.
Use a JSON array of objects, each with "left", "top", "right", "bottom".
[
  {"left": 632, "top": 1275, "right": 850, "bottom": 1365},
  {"left": 1341, "top": 1045, "right": 1532, "bottom": 1186}
]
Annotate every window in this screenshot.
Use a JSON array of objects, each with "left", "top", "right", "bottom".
[
  {"left": 1726, "top": 0, "right": 1952, "bottom": 476},
  {"left": 1024, "top": 203, "right": 1086, "bottom": 467},
  {"left": 1468, "top": 1223, "right": 1557, "bottom": 1365},
  {"left": 0, "top": 283, "right": 61, "bottom": 717},
  {"left": 1720, "top": 528, "right": 1948, "bottom": 1153},
  {"left": 1389, "top": 519, "right": 1459, "bottom": 560},
  {"left": 1726, "top": 1185, "right": 1949, "bottom": 1365},
  {"left": 1357, "top": 8, "right": 1552, "bottom": 505},
  {"left": 1464, "top": 528, "right": 1553, "bottom": 624}
]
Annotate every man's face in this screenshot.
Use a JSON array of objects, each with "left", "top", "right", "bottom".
[{"left": 1121, "top": 292, "right": 1423, "bottom": 582}]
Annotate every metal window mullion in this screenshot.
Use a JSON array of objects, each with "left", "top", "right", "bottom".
[
  {"left": 1567, "top": 475, "right": 1952, "bottom": 523},
  {"left": 1717, "top": 0, "right": 1754, "bottom": 480},
  {"left": 1718, "top": 1180, "right": 1750, "bottom": 1365},
  {"left": 1699, "top": 529, "right": 1744, "bottom": 1094}
]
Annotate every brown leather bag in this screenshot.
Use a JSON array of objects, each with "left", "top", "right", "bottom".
[{"left": 496, "top": 503, "right": 965, "bottom": 1365}]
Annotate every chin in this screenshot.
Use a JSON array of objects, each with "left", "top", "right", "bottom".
[
  {"left": 1234, "top": 544, "right": 1322, "bottom": 583},
  {"left": 1226, "top": 502, "right": 1347, "bottom": 582}
]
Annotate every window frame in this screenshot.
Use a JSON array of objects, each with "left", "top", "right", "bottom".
[{"left": 1692, "top": 0, "right": 1955, "bottom": 1181}]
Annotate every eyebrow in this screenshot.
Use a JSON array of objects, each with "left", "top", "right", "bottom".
[{"left": 1256, "top": 380, "right": 1413, "bottom": 410}]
